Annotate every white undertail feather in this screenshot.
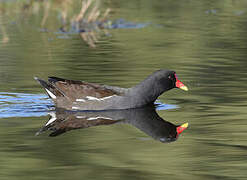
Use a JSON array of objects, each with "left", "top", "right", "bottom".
[
  {"left": 45, "top": 88, "right": 56, "bottom": 99},
  {"left": 45, "top": 112, "right": 57, "bottom": 126}
]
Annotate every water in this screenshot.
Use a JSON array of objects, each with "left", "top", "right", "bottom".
[
  {"left": 0, "top": 92, "right": 53, "bottom": 118},
  {"left": 1, "top": 0, "right": 247, "bottom": 179}
]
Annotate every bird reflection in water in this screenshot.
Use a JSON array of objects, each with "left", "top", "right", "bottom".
[{"left": 36, "top": 106, "right": 188, "bottom": 143}]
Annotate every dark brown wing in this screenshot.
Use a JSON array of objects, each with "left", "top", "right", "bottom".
[{"left": 48, "top": 77, "right": 124, "bottom": 100}]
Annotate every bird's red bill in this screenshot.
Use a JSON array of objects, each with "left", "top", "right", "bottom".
[{"left": 175, "top": 74, "right": 188, "bottom": 91}]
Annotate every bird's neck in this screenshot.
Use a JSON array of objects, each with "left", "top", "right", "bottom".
[{"left": 128, "top": 76, "right": 170, "bottom": 107}]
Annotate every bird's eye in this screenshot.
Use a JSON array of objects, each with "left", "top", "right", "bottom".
[{"left": 168, "top": 75, "right": 174, "bottom": 80}]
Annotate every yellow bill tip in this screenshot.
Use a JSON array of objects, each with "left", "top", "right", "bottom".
[
  {"left": 181, "top": 122, "right": 189, "bottom": 128},
  {"left": 179, "top": 85, "right": 188, "bottom": 91}
]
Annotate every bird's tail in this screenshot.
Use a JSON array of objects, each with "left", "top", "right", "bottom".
[{"left": 34, "top": 77, "right": 65, "bottom": 99}]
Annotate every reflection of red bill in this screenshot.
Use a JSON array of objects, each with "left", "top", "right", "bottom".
[
  {"left": 176, "top": 122, "right": 189, "bottom": 136},
  {"left": 175, "top": 74, "right": 188, "bottom": 91}
]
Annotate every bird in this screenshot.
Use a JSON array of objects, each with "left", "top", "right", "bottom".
[
  {"left": 36, "top": 106, "right": 188, "bottom": 143},
  {"left": 34, "top": 69, "right": 188, "bottom": 110}
]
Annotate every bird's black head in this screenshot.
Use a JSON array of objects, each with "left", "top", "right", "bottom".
[
  {"left": 152, "top": 69, "right": 188, "bottom": 92},
  {"left": 131, "top": 69, "right": 188, "bottom": 106}
]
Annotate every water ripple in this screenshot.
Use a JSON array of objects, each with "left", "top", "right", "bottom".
[{"left": 0, "top": 92, "right": 53, "bottom": 118}]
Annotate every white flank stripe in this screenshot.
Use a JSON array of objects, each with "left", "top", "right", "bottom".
[
  {"left": 45, "top": 89, "right": 56, "bottom": 99},
  {"left": 76, "top": 116, "right": 86, "bottom": 119},
  {"left": 100, "top": 95, "right": 117, "bottom": 100},
  {"left": 76, "top": 99, "right": 86, "bottom": 102},
  {"left": 87, "top": 116, "right": 112, "bottom": 121},
  {"left": 45, "top": 112, "right": 57, "bottom": 126},
  {"left": 86, "top": 96, "right": 99, "bottom": 101},
  {"left": 86, "top": 95, "right": 116, "bottom": 101},
  {"left": 72, "top": 106, "right": 80, "bottom": 110}
]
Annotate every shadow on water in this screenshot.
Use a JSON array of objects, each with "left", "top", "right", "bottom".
[
  {"left": 0, "top": 91, "right": 186, "bottom": 143},
  {"left": 36, "top": 106, "right": 188, "bottom": 143}
]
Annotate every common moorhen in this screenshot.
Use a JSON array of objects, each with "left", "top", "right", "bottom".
[{"left": 35, "top": 69, "right": 188, "bottom": 110}]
